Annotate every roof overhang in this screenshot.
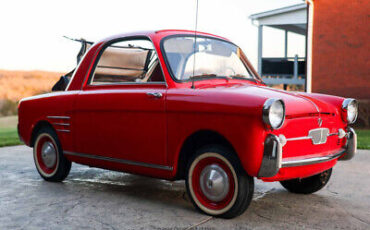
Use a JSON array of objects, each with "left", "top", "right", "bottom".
[{"left": 249, "top": 3, "right": 307, "bottom": 35}]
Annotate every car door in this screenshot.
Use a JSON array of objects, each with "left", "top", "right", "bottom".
[{"left": 72, "top": 38, "right": 168, "bottom": 168}]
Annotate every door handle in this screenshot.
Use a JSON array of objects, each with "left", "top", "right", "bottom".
[{"left": 146, "top": 92, "right": 163, "bottom": 98}]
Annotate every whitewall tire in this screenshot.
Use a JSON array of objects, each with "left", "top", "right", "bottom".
[{"left": 186, "top": 145, "right": 254, "bottom": 218}]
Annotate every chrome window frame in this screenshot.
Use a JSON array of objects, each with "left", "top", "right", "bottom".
[{"left": 87, "top": 36, "right": 168, "bottom": 87}]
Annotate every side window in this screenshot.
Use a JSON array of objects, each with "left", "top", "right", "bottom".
[{"left": 90, "top": 39, "right": 165, "bottom": 84}]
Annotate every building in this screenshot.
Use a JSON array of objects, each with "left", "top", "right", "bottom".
[
  {"left": 250, "top": 0, "right": 369, "bottom": 126},
  {"left": 250, "top": 1, "right": 369, "bottom": 97},
  {"left": 307, "top": 0, "right": 369, "bottom": 100},
  {"left": 249, "top": 3, "right": 307, "bottom": 89}
]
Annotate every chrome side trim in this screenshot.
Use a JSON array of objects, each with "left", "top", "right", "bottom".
[
  {"left": 64, "top": 151, "right": 173, "bottom": 171},
  {"left": 293, "top": 93, "right": 320, "bottom": 114},
  {"left": 286, "top": 136, "right": 311, "bottom": 141},
  {"left": 327, "top": 132, "right": 337, "bottom": 137},
  {"left": 304, "top": 96, "right": 320, "bottom": 114},
  {"left": 282, "top": 149, "right": 345, "bottom": 167},
  {"left": 90, "top": 82, "right": 167, "bottom": 86},
  {"left": 47, "top": 116, "right": 71, "bottom": 120},
  {"left": 56, "top": 129, "right": 70, "bottom": 133},
  {"left": 52, "top": 123, "right": 70, "bottom": 126},
  {"left": 285, "top": 128, "right": 346, "bottom": 143},
  {"left": 19, "top": 90, "right": 79, "bottom": 102}
]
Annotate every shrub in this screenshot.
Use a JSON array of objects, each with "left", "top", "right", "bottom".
[
  {"left": 355, "top": 100, "right": 370, "bottom": 128},
  {"left": 0, "top": 99, "right": 18, "bottom": 116}
]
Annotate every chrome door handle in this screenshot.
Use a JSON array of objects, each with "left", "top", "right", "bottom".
[{"left": 146, "top": 92, "right": 162, "bottom": 98}]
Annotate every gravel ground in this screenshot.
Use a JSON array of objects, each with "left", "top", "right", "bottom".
[{"left": 0, "top": 145, "right": 369, "bottom": 230}]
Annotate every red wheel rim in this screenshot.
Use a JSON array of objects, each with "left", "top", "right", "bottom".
[
  {"left": 191, "top": 156, "right": 235, "bottom": 211},
  {"left": 36, "top": 135, "right": 58, "bottom": 175}
]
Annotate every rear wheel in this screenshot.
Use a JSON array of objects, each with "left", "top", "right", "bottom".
[
  {"left": 280, "top": 168, "right": 332, "bottom": 194},
  {"left": 33, "top": 127, "right": 71, "bottom": 182},
  {"left": 186, "top": 145, "right": 254, "bottom": 218}
]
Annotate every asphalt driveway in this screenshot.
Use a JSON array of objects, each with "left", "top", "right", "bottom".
[{"left": 0, "top": 145, "right": 369, "bottom": 230}]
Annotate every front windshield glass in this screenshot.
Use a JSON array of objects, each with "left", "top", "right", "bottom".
[{"left": 162, "top": 36, "right": 255, "bottom": 81}]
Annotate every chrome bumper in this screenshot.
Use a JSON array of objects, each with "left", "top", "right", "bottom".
[
  {"left": 257, "top": 135, "right": 282, "bottom": 178},
  {"left": 338, "top": 127, "right": 357, "bottom": 161},
  {"left": 257, "top": 128, "right": 357, "bottom": 178}
]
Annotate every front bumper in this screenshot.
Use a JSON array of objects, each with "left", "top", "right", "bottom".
[
  {"left": 338, "top": 127, "right": 357, "bottom": 160},
  {"left": 258, "top": 127, "right": 357, "bottom": 178}
]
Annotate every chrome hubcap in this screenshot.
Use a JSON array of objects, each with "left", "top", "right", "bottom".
[
  {"left": 41, "top": 141, "right": 56, "bottom": 168},
  {"left": 199, "top": 164, "right": 230, "bottom": 202}
]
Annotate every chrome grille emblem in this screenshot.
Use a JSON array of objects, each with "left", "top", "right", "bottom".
[
  {"left": 308, "top": 128, "right": 329, "bottom": 145},
  {"left": 318, "top": 118, "right": 323, "bottom": 127}
]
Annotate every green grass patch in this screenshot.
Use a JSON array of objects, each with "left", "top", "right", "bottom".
[
  {"left": 0, "top": 127, "right": 22, "bottom": 147},
  {"left": 357, "top": 129, "right": 370, "bottom": 150}
]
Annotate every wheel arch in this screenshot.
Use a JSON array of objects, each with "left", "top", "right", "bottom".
[
  {"left": 174, "top": 129, "right": 239, "bottom": 180},
  {"left": 30, "top": 120, "right": 56, "bottom": 147}
]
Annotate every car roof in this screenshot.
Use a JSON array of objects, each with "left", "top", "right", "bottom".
[
  {"left": 154, "top": 29, "right": 230, "bottom": 40},
  {"left": 97, "top": 29, "right": 231, "bottom": 44}
]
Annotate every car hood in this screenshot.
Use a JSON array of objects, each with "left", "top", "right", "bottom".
[{"left": 198, "top": 83, "right": 337, "bottom": 117}]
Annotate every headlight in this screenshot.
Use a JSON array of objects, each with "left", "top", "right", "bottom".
[
  {"left": 263, "top": 99, "right": 285, "bottom": 129},
  {"left": 342, "top": 98, "right": 358, "bottom": 124}
]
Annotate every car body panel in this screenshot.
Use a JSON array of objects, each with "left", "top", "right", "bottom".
[
  {"left": 73, "top": 84, "right": 167, "bottom": 166},
  {"left": 18, "top": 30, "right": 353, "bottom": 182}
]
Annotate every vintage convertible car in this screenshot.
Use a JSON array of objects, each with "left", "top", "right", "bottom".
[{"left": 18, "top": 30, "right": 358, "bottom": 218}]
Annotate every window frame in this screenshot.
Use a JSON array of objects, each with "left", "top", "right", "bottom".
[
  {"left": 160, "top": 34, "right": 260, "bottom": 83},
  {"left": 86, "top": 36, "right": 167, "bottom": 87}
]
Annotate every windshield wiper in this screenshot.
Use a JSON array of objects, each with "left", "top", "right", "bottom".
[
  {"left": 189, "top": 74, "right": 227, "bottom": 89},
  {"left": 189, "top": 74, "right": 219, "bottom": 80},
  {"left": 229, "top": 74, "right": 256, "bottom": 82},
  {"left": 189, "top": 74, "right": 235, "bottom": 81}
]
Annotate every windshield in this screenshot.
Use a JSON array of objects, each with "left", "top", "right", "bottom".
[{"left": 162, "top": 36, "right": 255, "bottom": 81}]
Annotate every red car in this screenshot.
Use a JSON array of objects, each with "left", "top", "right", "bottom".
[{"left": 18, "top": 30, "right": 358, "bottom": 218}]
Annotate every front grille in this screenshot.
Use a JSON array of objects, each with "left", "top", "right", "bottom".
[
  {"left": 278, "top": 114, "right": 344, "bottom": 158},
  {"left": 308, "top": 128, "right": 329, "bottom": 145}
]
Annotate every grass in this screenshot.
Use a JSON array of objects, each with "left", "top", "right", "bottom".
[
  {"left": 0, "top": 115, "right": 21, "bottom": 147},
  {"left": 0, "top": 127, "right": 22, "bottom": 147},
  {"left": 0, "top": 115, "right": 369, "bottom": 149},
  {"left": 357, "top": 129, "right": 370, "bottom": 150}
]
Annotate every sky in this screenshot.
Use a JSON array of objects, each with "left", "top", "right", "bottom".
[{"left": 0, "top": 0, "right": 304, "bottom": 73}]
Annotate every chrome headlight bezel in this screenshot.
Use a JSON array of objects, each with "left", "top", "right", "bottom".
[
  {"left": 262, "top": 98, "right": 285, "bottom": 130},
  {"left": 341, "top": 98, "right": 358, "bottom": 124}
]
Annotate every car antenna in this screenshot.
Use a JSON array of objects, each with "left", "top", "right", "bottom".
[{"left": 191, "top": 0, "right": 199, "bottom": 89}]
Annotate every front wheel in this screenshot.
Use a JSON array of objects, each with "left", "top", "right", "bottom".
[
  {"left": 186, "top": 146, "right": 254, "bottom": 218},
  {"left": 33, "top": 127, "right": 71, "bottom": 182},
  {"left": 280, "top": 168, "right": 332, "bottom": 194}
]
